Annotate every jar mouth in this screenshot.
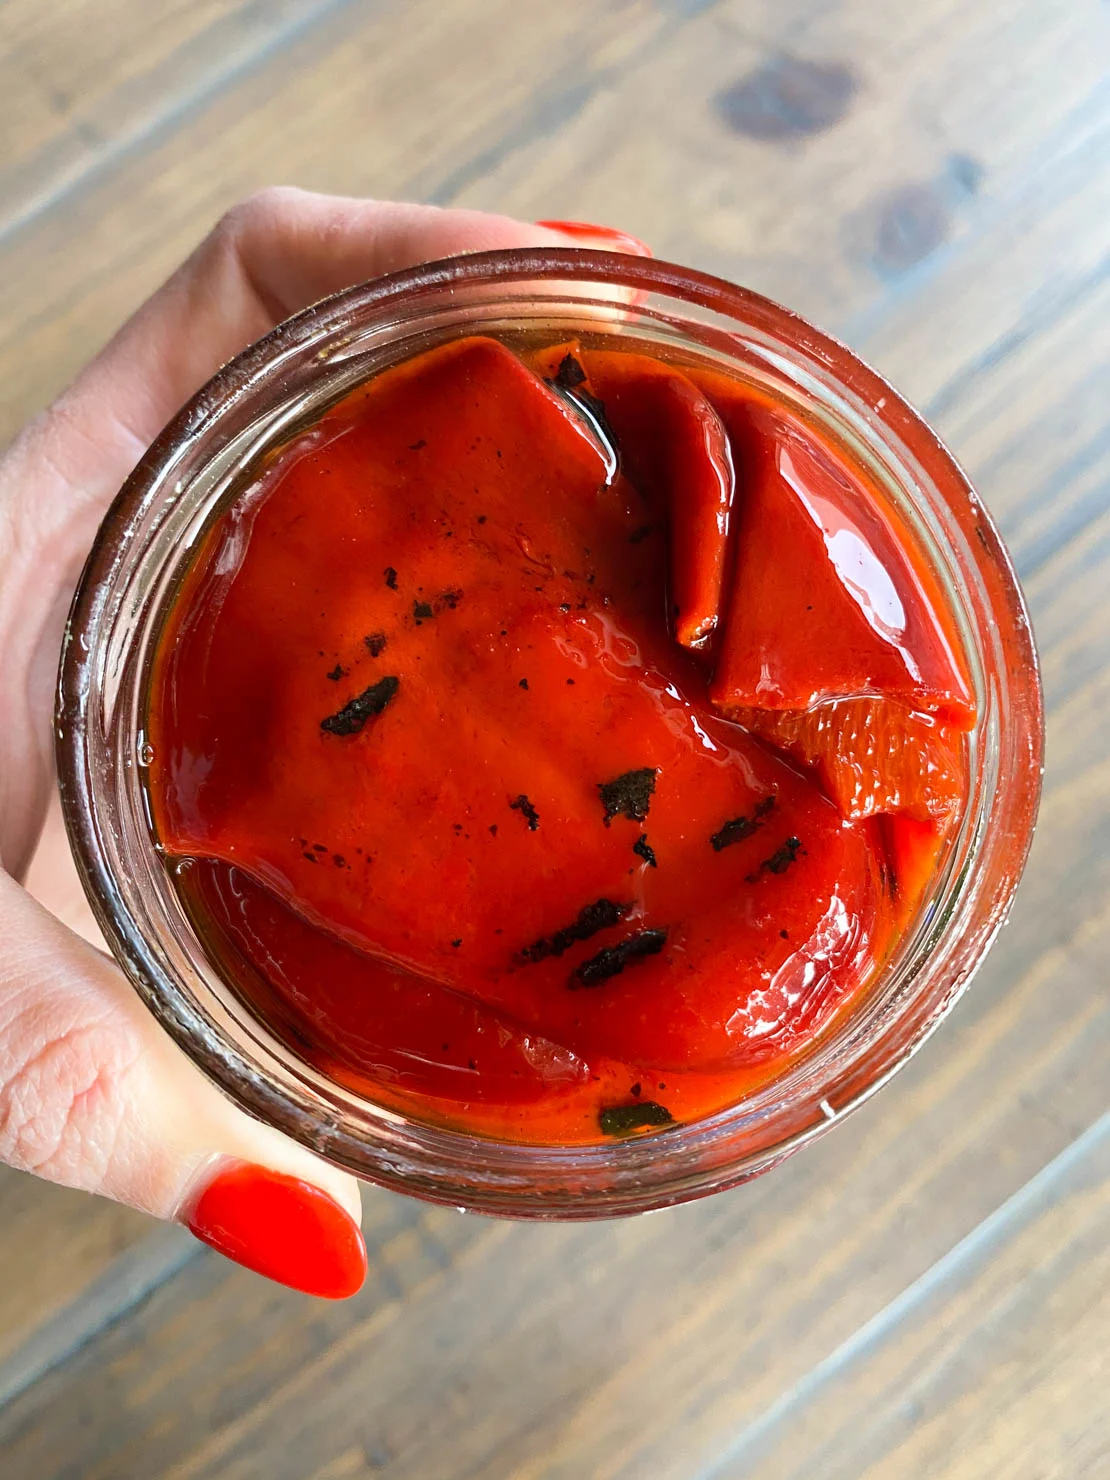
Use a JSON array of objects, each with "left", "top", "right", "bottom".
[{"left": 56, "top": 249, "right": 1044, "bottom": 1218}]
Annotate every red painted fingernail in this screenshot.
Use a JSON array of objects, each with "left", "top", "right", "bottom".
[
  {"left": 537, "top": 219, "right": 653, "bottom": 257},
  {"left": 187, "top": 1162, "right": 367, "bottom": 1299}
]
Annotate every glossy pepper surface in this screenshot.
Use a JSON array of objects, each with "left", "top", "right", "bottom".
[{"left": 146, "top": 335, "right": 973, "bottom": 1143}]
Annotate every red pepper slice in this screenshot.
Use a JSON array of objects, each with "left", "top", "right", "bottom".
[
  {"left": 690, "top": 382, "right": 974, "bottom": 726},
  {"left": 185, "top": 860, "right": 589, "bottom": 1105},
  {"left": 678, "top": 369, "right": 973, "bottom": 835},
  {"left": 502, "top": 791, "right": 884, "bottom": 1072},
  {"left": 530, "top": 342, "right": 735, "bottom": 649}
]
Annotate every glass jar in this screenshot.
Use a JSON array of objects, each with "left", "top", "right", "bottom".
[{"left": 56, "top": 250, "right": 1043, "bottom": 1218}]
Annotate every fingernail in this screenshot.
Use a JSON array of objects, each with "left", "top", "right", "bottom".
[
  {"left": 187, "top": 1162, "right": 367, "bottom": 1299},
  {"left": 536, "top": 220, "right": 653, "bottom": 257}
]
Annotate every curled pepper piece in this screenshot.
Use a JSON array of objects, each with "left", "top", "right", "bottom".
[
  {"left": 580, "top": 349, "right": 735, "bottom": 649},
  {"left": 531, "top": 342, "right": 735, "bottom": 649},
  {"left": 188, "top": 861, "right": 589, "bottom": 1105}
]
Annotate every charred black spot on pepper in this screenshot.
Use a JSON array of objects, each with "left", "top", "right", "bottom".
[
  {"left": 326, "top": 664, "right": 346, "bottom": 682},
  {"left": 321, "top": 675, "right": 399, "bottom": 736},
  {"left": 630, "top": 1082, "right": 642, "bottom": 1097},
  {"left": 440, "top": 589, "right": 462, "bottom": 610},
  {"left": 519, "top": 677, "right": 529, "bottom": 690},
  {"left": 519, "top": 898, "right": 629, "bottom": 964},
  {"left": 510, "top": 794, "right": 540, "bottom": 831},
  {"left": 748, "top": 836, "right": 804, "bottom": 882},
  {"left": 710, "top": 795, "right": 776, "bottom": 851},
  {"left": 599, "top": 768, "right": 657, "bottom": 826},
  {"left": 572, "top": 927, "right": 667, "bottom": 987},
  {"left": 451, "top": 938, "right": 462, "bottom": 948},
  {"left": 364, "top": 632, "right": 387, "bottom": 657},
  {"left": 710, "top": 816, "right": 758, "bottom": 850},
  {"left": 384, "top": 567, "right": 398, "bottom": 589},
  {"left": 413, "top": 600, "right": 434, "bottom": 622},
  {"left": 551, "top": 353, "right": 587, "bottom": 391},
  {"left": 408, "top": 438, "right": 427, "bottom": 450},
  {"left": 633, "top": 834, "right": 658, "bottom": 868},
  {"left": 599, "top": 1101, "right": 675, "bottom": 1136},
  {"left": 628, "top": 524, "right": 653, "bottom": 544},
  {"left": 477, "top": 514, "right": 487, "bottom": 524}
]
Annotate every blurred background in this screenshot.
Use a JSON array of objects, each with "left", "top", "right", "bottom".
[{"left": 1, "top": 1, "right": 1108, "bottom": 1475}]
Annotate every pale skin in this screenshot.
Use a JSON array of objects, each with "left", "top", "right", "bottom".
[{"left": 0, "top": 191, "right": 594, "bottom": 1252}]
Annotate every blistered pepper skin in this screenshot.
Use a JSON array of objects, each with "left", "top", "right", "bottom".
[{"left": 147, "top": 335, "right": 971, "bottom": 1143}]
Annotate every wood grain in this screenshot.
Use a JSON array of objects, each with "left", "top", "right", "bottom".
[
  {"left": 0, "top": 1170, "right": 155, "bottom": 1371},
  {"left": 0, "top": 0, "right": 1106, "bottom": 1474},
  {"left": 0, "top": 0, "right": 342, "bottom": 227},
  {"left": 712, "top": 1114, "right": 1110, "bottom": 1480},
  {"left": 0, "top": 0, "right": 670, "bottom": 447},
  {"left": 453, "top": 0, "right": 1110, "bottom": 323}
]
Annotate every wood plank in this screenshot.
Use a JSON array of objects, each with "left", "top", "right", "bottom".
[
  {"left": 0, "top": 1170, "right": 156, "bottom": 1370},
  {"left": 0, "top": 0, "right": 341, "bottom": 229},
  {"left": 1, "top": 865, "right": 1106, "bottom": 1480},
  {"left": 0, "top": 0, "right": 670, "bottom": 448},
  {"left": 0, "top": 1222, "right": 195, "bottom": 1408},
  {"left": 1, "top": 1, "right": 1106, "bottom": 449},
  {"left": 451, "top": 0, "right": 1110, "bottom": 326},
  {"left": 708, "top": 1112, "right": 1110, "bottom": 1479},
  {"left": 0, "top": 1191, "right": 496, "bottom": 1480}
]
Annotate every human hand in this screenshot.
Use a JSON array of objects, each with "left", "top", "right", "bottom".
[{"left": 0, "top": 191, "right": 614, "bottom": 1298}]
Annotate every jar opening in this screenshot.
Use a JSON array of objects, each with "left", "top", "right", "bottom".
[{"left": 57, "top": 250, "right": 1043, "bottom": 1216}]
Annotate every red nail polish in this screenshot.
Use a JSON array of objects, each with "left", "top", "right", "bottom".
[
  {"left": 536, "top": 219, "right": 653, "bottom": 257},
  {"left": 187, "top": 1162, "right": 367, "bottom": 1299}
]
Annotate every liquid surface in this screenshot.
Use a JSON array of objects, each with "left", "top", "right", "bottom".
[{"left": 146, "top": 335, "right": 974, "bottom": 1144}]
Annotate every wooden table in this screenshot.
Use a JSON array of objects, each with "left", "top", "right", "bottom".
[{"left": 1, "top": 2, "right": 1108, "bottom": 1475}]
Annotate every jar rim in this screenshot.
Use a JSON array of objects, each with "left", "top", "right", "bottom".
[{"left": 56, "top": 248, "right": 1045, "bottom": 1217}]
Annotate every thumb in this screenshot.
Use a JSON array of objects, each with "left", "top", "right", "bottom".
[{"left": 0, "top": 871, "right": 366, "bottom": 1299}]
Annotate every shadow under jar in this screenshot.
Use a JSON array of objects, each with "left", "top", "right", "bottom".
[{"left": 57, "top": 250, "right": 1043, "bottom": 1218}]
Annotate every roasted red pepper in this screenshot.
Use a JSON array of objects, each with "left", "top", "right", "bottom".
[
  {"left": 532, "top": 342, "right": 735, "bottom": 649},
  {"left": 146, "top": 334, "right": 973, "bottom": 1144}
]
